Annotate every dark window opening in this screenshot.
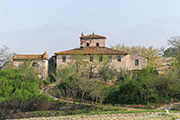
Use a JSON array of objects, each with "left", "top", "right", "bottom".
[
  {"left": 90, "top": 56, "right": 93, "bottom": 61},
  {"left": 87, "top": 43, "right": 89, "bottom": 46},
  {"left": 135, "top": 59, "right": 139, "bottom": 66},
  {"left": 117, "top": 56, "right": 121, "bottom": 61},
  {"left": 32, "top": 62, "right": 39, "bottom": 67},
  {"left": 62, "top": 56, "right": 66, "bottom": 62},
  {"left": 96, "top": 43, "right": 99, "bottom": 46}
]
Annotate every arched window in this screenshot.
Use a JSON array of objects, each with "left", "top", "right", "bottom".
[
  {"left": 87, "top": 43, "right": 89, "bottom": 46},
  {"left": 32, "top": 62, "right": 39, "bottom": 68},
  {"left": 96, "top": 43, "right": 99, "bottom": 46}
]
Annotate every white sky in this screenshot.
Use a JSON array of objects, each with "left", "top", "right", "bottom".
[{"left": 1, "top": 0, "right": 180, "bottom": 56}]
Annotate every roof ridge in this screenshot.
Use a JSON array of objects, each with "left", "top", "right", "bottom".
[
  {"left": 54, "top": 46, "right": 129, "bottom": 55},
  {"left": 80, "top": 33, "right": 106, "bottom": 39},
  {"left": 14, "top": 54, "right": 42, "bottom": 55},
  {"left": 13, "top": 54, "right": 44, "bottom": 60}
]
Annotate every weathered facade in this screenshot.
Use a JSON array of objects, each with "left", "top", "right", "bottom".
[
  {"left": 53, "top": 33, "right": 148, "bottom": 72},
  {"left": 12, "top": 33, "right": 148, "bottom": 79},
  {"left": 13, "top": 51, "right": 49, "bottom": 80},
  {"left": 80, "top": 32, "right": 106, "bottom": 48},
  {"left": 156, "top": 64, "right": 171, "bottom": 74},
  {"left": 155, "top": 57, "right": 173, "bottom": 74}
]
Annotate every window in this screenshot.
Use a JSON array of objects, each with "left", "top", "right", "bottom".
[
  {"left": 87, "top": 43, "right": 89, "bottom": 46},
  {"left": 135, "top": 59, "right": 139, "bottom": 66},
  {"left": 62, "top": 56, "right": 66, "bottom": 62},
  {"left": 108, "top": 56, "right": 112, "bottom": 62},
  {"left": 32, "top": 62, "right": 39, "bottom": 68},
  {"left": 117, "top": 56, "right": 121, "bottom": 61},
  {"left": 96, "top": 43, "right": 99, "bottom": 46},
  {"left": 99, "top": 56, "right": 103, "bottom": 62},
  {"left": 90, "top": 56, "right": 93, "bottom": 61}
]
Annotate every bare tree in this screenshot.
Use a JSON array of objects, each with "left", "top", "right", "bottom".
[
  {"left": 0, "top": 45, "right": 13, "bottom": 61},
  {"left": 70, "top": 77, "right": 79, "bottom": 104},
  {"left": 77, "top": 77, "right": 90, "bottom": 105},
  {"left": 0, "top": 45, "right": 13, "bottom": 70},
  {"left": 88, "top": 81, "right": 99, "bottom": 105},
  {"left": 168, "top": 36, "right": 180, "bottom": 62},
  {"left": 88, "top": 81, "right": 108, "bottom": 105},
  {"left": 20, "top": 60, "right": 38, "bottom": 82},
  {"left": 98, "top": 64, "right": 116, "bottom": 83},
  {"left": 98, "top": 85, "right": 108, "bottom": 105}
]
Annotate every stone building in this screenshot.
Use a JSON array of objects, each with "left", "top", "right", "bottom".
[
  {"left": 155, "top": 57, "right": 172, "bottom": 74},
  {"left": 12, "top": 33, "right": 148, "bottom": 79},
  {"left": 13, "top": 51, "right": 49, "bottom": 80},
  {"left": 53, "top": 33, "right": 148, "bottom": 72}
]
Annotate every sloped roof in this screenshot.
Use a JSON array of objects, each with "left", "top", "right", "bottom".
[
  {"left": 80, "top": 33, "right": 106, "bottom": 39},
  {"left": 13, "top": 54, "right": 43, "bottom": 60},
  {"left": 155, "top": 64, "right": 171, "bottom": 68},
  {"left": 54, "top": 47, "right": 128, "bottom": 55},
  {"left": 13, "top": 51, "right": 49, "bottom": 60}
]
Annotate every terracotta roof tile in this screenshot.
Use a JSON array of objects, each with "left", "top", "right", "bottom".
[
  {"left": 54, "top": 47, "right": 128, "bottom": 55},
  {"left": 13, "top": 54, "right": 43, "bottom": 60},
  {"left": 80, "top": 33, "right": 106, "bottom": 39}
]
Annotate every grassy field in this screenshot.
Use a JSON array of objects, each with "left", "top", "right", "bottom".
[{"left": 6, "top": 104, "right": 180, "bottom": 119}]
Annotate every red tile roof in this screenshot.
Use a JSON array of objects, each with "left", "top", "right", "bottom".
[
  {"left": 13, "top": 51, "right": 49, "bottom": 60},
  {"left": 13, "top": 54, "right": 43, "bottom": 60},
  {"left": 54, "top": 47, "right": 128, "bottom": 55},
  {"left": 80, "top": 33, "right": 106, "bottom": 39}
]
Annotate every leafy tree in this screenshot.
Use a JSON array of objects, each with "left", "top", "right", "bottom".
[
  {"left": 54, "top": 65, "right": 76, "bottom": 102},
  {"left": 104, "top": 67, "right": 160, "bottom": 104},
  {"left": 162, "top": 47, "right": 176, "bottom": 57},
  {"left": 165, "top": 36, "right": 180, "bottom": 75},
  {"left": 136, "top": 67, "right": 159, "bottom": 104},
  {"left": 167, "top": 36, "right": 180, "bottom": 62}
]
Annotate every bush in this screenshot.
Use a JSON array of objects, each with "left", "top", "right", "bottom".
[
  {"left": 104, "top": 67, "right": 180, "bottom": 105},
  {"left": 0, "top": 98, "right": 57, "bottom": 119},
  {"left": 0, "top": 68, "right": 55, "bottom": 119},
  {"left": 0, "top": 69, "right": 40, "bottom": 101}
]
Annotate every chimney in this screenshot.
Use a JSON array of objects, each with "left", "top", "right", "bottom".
[
  {"left": 43, "top": 51, "right": 48, "bottom": 59},
  {"left": 81, "top": 32, "right": 84, "bottom": 37}
]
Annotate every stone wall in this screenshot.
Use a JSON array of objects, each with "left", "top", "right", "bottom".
[
  {"left": 13, "top": 59, "right": 48, "bottom": 80},
  {"left": 56, "top": 54, "right": 148, "bottom": 72},
  {"left": 80, "top": 39, "right": 106, "bottom": 47},
  {"left": 124, "top": 54, "right": 147, "bottom": 70}
]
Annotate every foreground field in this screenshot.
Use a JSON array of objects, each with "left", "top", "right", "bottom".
[{"left": 8, "top": 112, "right": 180, "bottom": 120}]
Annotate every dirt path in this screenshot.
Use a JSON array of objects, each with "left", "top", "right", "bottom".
[
  {"left": 40, "top": 82, "right": 59, "bottom": 100},
  {"left": 40, "top": 82, "right": 180, "bottom": 111},
  {"left": 40, "top": 83, "right": 86, "bottom": 104}
]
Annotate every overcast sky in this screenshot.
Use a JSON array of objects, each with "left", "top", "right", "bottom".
[{"left": 1, "top": 0, "right": 180, "bottom": 56}]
